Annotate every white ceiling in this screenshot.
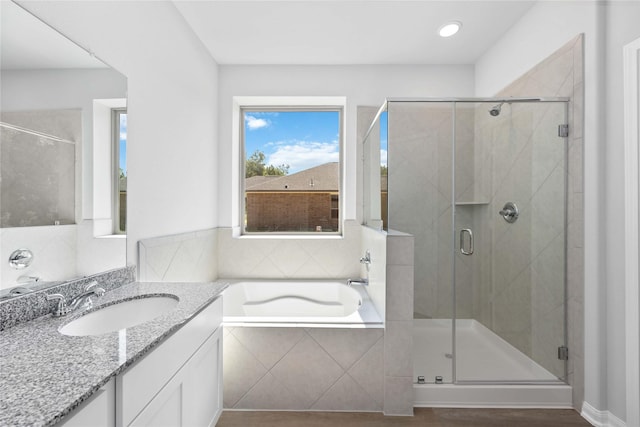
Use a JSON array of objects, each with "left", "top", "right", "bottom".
[
  {"left": 1, "top": 1, "right": 106, "bottom": 70},
  {"left": 174, "top": 0, "right": 536, "bottom": 65}
]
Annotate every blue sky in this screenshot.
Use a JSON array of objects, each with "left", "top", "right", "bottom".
[
  {"left": 380, "top": 111, "right": 388, "bottom": 167},
  {"left": 244, "top": 111, "right": 339, "bottom": 174},
  {"left": 119, "top": 113, "right": 127, "bottom": 175}
]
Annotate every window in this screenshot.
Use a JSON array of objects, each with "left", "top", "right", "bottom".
[
  {"left": 113, "top": 108, "right": 127, "bottom": 234},
  {"left": 241, "top": 105, "right": 343, "bottom": 234}
]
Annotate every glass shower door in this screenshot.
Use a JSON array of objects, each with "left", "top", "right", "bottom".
[
  {"left": 386, "top": 101, "right": 456, "bottom": 384},
  {"left": 453, "top": 100, "right": 568, "bottom": 383}
]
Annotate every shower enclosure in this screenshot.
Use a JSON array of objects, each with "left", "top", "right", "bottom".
[{"left": 362, "top": 98, "right": 571, "bottom": 405}]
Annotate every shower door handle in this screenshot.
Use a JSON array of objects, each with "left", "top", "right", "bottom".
[{"left": 460, "top": 228, "right": 474, "bottom": 255}]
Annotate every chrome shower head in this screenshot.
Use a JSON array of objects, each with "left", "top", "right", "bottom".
[{"left": 489, "top": 103, "right": 503, "bottom": 117}]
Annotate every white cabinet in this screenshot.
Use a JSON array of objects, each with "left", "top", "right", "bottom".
[
  {"left": 129, "top": 328, "right": 222, "bottom": 427},
  {"left": 58, "top": 297, "right": 223, "bottom": 427},
  {"left": 58, "top": 379, "right": 115, "bottom": 427},
  {"left": 117, "top": 297, "right": 223, "bottom": 427}
]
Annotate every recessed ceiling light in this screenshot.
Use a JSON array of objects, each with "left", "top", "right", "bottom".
[{"left": 438, "top": 21, "right": 462, "bottom": 38}]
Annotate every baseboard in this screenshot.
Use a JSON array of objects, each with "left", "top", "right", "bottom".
[
  {"left": 581, "top": 402, "right": 626, "bottom": 427},
  {"left": 414, "top": 384, "right": 573, "bottom": 408}
]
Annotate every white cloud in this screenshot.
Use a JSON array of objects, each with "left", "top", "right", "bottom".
[
  {"left": 245, "top": 115, "right": 270, "bottom": 130},
  {"left": 380, "top": 149, "right": 388, "bottom": 167},
  {"left": 267, "top": 140, "right": 339, "bottom": 173}
]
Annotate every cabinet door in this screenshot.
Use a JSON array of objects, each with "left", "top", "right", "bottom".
[
  {"left": 129, "top": 327, "right": 222, "bottom": 427},
  {"left": 117, "top": 297, "right": 222, "bottom": 426},
  {"left": 59, "top": 379, "right": 115, "bottom": 427},
  {"left": 183, "top": 326, "right": 223, "bottom": 427}
]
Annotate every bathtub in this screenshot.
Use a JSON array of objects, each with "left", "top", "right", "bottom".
[{"left": 222, "top": 279, "right": 382, "bottom": 327}]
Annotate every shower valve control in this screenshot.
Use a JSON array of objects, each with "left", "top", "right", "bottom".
[{"left": 499, "top": 202, "right": 519, "bottom": 223}]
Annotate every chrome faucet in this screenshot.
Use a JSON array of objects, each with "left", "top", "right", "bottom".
[
  {"left": 46, "top": 281, "right": 105, "bottom": 317},
  {"left": 347, "top": 278, "right": 369, "bottom": 287},
  {"left": 360, "top": 250, "right": 371, "bottom": 265}
]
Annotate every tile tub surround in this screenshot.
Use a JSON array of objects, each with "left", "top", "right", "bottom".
[
  {"left": 138, "top": 228, "right": 218, "bottom": 282},
  {"left": 0, "top": 280, "right": 228, "bottom": 426},
  {"left": 224, "top": 326, "right": 384, "bottom": 412},
  {"left": 0, "top": 266, "right": 135, "bottom": 331}
]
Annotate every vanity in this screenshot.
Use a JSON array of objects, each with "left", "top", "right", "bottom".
[{"left": 0, "top": 280, "right": 227, "bottom": 427}]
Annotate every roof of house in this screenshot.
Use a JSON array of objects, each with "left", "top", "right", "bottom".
[
  {"left": 244, "top": 162, "right": 388, "bottom": 192},
  {"left": 246, "top": 162, "right": 339, "bottom": 192}
]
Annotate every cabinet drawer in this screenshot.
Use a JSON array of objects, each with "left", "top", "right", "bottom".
[{"left": 116, "top": 297, "right": 222, "bottom": 426}]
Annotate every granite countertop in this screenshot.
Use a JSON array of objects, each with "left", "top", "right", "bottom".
[{"left": 0, "top": 281, "right": 228, "bottom": 427}]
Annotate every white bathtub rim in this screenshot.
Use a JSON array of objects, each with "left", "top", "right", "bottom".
[{"left": 221, "top": 278, "right": 383, "bottom": 327}]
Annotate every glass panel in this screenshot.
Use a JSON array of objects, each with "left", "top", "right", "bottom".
[
  {"left": 380, "top": 111, "right": 388, "bottom": 231},
  {"left": 242, "top": 109, "right": 341, "bottom": 233},
  {"left": 116, "top": 111, "right": 127, "bottom": 234},
  {"left": 454, "top": 101, "right": 567, "bottom": 383},
  {"left": 361, "top": 105, "right": 385, "bottom": 230},
  {"left": 386, "top": 101, "right": 455, "bottom": 384}
]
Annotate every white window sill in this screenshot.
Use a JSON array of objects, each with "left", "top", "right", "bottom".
[{"left": 237, "top": 233, "right": 343, "bottom": 240}]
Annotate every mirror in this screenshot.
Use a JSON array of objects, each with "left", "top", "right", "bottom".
[{"left": 0, "top": 1, "right": 128, "bottom": 298}]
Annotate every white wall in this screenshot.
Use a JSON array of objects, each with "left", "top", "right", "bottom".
[
  {"left": 217, "top": 64, "right": 475, "bottom": 226},
  {"left": 604, "top": 1, "right": 640, "bottom": 423},
  {"left": 476, "top": 0, "right": 640, "bottom": 422},
  {"left": 17, "top": 1, "right": 220, "bottom": 267}
]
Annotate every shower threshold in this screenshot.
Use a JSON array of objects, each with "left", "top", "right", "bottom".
[{"left": 413, "top": 319, "right": 572, "bottom": 408}]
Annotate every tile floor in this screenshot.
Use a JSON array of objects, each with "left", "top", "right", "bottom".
[{"left": 216, "top": 408, "right": 592, "bottom": 426}]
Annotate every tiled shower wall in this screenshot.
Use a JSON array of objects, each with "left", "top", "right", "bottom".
[
  {"left": 491, "top": 35, "right": 585, "bottom": 408},
  {"left": 385, "top": 103, "right": 475, "bottom": 319},
  {"left": 473, "top": 97, "right": 568, "bottom": 380}
]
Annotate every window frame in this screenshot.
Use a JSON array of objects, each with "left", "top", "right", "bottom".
[
  {"left": 239, "top": 103, "right": 344, "bottom": 236},
  {"left": 112, "top": 108, "right": 126, "bottom": 235}
]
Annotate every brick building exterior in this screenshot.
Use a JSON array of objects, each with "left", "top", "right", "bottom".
[{"left": 245, "top": 162, "right": 339, "bottom": 232}]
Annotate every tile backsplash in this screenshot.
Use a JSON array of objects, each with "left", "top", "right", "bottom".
[{"left": 217, "top": 220, "right": 362, "bottom": 279}]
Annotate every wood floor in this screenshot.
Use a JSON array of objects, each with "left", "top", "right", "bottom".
[{"left": 216, "top": 408, "right": 592, "bottom": 427}]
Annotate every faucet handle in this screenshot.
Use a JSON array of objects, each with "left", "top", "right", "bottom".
[
  {"left": 46, "top": 293, "right": 68, "bottom": 317},
  {"left": 359, "top": 250, "right": 371, "bottom": 264},
  {"left": 84, "top": 280, "right": 99, "bottom": 291}
]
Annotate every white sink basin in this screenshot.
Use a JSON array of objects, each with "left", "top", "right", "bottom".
[{"left": 59, "top": 295, "right": 179, "bottom": 336}]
